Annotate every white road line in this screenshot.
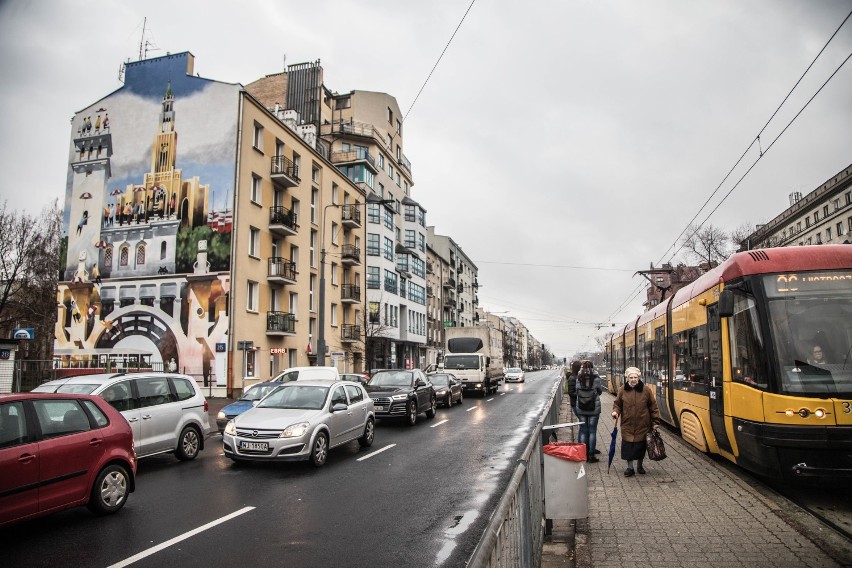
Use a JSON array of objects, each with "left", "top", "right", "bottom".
[
  {"left": 500, "top": 392, "right": 507, "bottom": 396},
  {"left": 486, "top": 398, "right": 494, "bottom": 402},
  {"left": 107, "top": 506, "right": 255, "bottom": 568},
  {"left": 356, "top": 443, "right": 396, "bottom": 461},
  {"left": 466, "top": 406, "right": 477, "bottom": 412},
  {"left": 430, "top": 419, "right": 449, "bottom": 428}
]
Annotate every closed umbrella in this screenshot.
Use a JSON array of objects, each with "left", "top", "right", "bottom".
[{"left": 607, "top": 417, "right": 619, "bottom": 473}]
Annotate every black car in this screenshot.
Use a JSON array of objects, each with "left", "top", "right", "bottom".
[
  {"left": 365, "top": 369, "right": 436, "bottom": 426},
  {"left": 427, "top": 372, "right": 463, "bottom": 407}
]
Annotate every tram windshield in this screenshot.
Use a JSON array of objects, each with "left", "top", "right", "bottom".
[{"left": 763, "top": 270, "right": 852, "bottom": 397}]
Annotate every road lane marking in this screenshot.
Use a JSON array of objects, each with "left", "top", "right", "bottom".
[
  {"left": 107, "top": 506, "right": 255, "bottom": 567},
  {"left": 466, "top": 406, "right": 477, "bottom": 412},
  {"left": 486, "top": 398, "right": 495, "bottom": 402},
  {"left": 356, "top": 443, "right": 396, "bottom": 461},
  {"left": 500, "top": 392, "right": 507, "bottom": 396},
  {"left": 430, "top": 419, "right": 449, "bottom": 428}
]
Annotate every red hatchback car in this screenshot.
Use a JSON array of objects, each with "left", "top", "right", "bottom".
[{"left": 0, "top": 393, "right": 137, "bottom": 527}]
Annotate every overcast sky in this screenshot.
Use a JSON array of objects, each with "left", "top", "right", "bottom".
[{"left": 2, "top": 0, "right": 851, "bottom": 358}]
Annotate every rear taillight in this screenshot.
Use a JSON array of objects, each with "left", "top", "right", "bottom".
[{"left": 204, "top": 400, "right": 209, "bottom": 412}]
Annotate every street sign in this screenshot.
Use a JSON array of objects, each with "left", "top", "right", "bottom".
[
  {"left": 330, "top": 351, "right": 344, "bottom": 360},
  {"left": 237, "top": 341, "right": 254, "bottom": 351},
  {"left": 13, "top": 328, "right": 34, "bottom": 340},
  {"left": 216, "top": 343, "right": 227, "bottom": 352}
]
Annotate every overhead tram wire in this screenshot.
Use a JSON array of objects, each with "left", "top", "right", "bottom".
[
  {"left": 601, "top": 10, "right": 852, "bottom": 327},
  {"left": 402, "top": 0, "right": 478, "bottom": 122}
]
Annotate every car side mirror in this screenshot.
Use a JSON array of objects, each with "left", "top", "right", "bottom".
[
  {"left": 718, "top": 289, "right": 734, "bottom": 317},
  {"left": 252, "top": 400, "right": 259, "bottom": 407},
  {"left": 332, "top": 402, "right": 348, "bottom": 412},
  {"left": 415, "top": 379, "right": 426, "bottom": 387}
]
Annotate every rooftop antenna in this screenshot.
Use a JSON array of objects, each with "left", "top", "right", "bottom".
[
  {"left": 138, "top": 17, "right": 147, "bottom": 61},
  {"left": 137, "top": 17, "right": 160, "bottom": 61}
]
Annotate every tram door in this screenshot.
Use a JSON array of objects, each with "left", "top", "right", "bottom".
[{"left": 707, "top": 303, "right": 732, "bottom": 453}]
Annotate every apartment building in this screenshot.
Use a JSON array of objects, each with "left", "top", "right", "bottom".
[
  {"left": 740, "top": 163, "right": 852, "bottom": 250},
  {"left": 427, "top": 228, "right": 479, "bottom": 327},
  {"left": 56, "top": 52, "right": 367, "bottom": 397},
  {"left": 248, "top": 62, "right": 428, "bottom": 370}
]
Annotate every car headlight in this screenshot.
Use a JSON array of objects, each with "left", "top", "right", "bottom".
[
  {"left": 224, "top": 420, "right": 236, "bottom": 435},
  {"left": 391, "top": 394, "right": 408, "bottom": 400},
  {"left": 436, "top": 389, "right": 447, "bottom": 396},
  {"left": 280, "top": 422, "right": 309, "bottom": 438},
  {"left": 217, "top": 410, "right": 226, "bottom": 420}
]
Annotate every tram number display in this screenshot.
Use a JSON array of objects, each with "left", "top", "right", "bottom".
[
  {"left": 766, "top": 271, "right": 852, "bottom": 297},
  {"left": 842, "top": 402, "right": 851, "bottom": 414}
]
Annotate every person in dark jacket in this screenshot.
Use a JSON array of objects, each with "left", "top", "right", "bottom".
[
  {"left": 564, "top": 360, "right": 581, "bottom": 413},
  {"left": 611, "top": 366, "right": 661, "bottom": 477},
  {"left": 575, "top": 360, "right": 602, "bottom": 463}
]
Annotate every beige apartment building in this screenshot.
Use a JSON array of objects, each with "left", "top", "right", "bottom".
[
  {"left": 231, "top": 90, "right": 368, "bottom": 391},
  {"left": 740, "top": 162, "right": 852, "bottom": 250}
]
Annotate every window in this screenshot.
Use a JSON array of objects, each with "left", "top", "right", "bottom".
[
  {"left": 388, "top": 107, "right": 393, "bottom": 124},
  {"left": 384, "top": 270, "right": 398, "bottom": 294},
  {"left": 331, "top": 222, "right": 339, "bottom": 245},
  {"left": 247, "top": 281, "right": 258, "bottom": 312},
  {"left": 405, "top": 229, "right": 416, "bottom": 248},
  {"left": 823, "top": 205, "right": 829, "bottom": 217},
  {"left": 253, "top": 122, "right": 263, "bottom": 150},
  {"left": 369, "top": 302, "right": 380, "bottom": 323},
  {"left": 367, "top": 234, "right": 380, "bottom": 256},
  {"left": 249, "top": 227, "right": 260, "bottom": 257},
  {"left": 311, "top": 189, "right": 318, "bottom": 224},
  {"left": 312, "top": 165, "right": 320, "bottom": 184},
  {"left": 367, "top": 266, "right": 380, "bottom": 288},
  {"left": 396, "top": 119, "right": 402, "bottom": 134},
  {"left": 378, "top": 155, "right": 384, "bottom": 169},
  {"left": 136, "top": 244, "right": 146, "bottom": 266},
  {"left": 160, "top": 242, "right": 167, "bottom": 260},
  {"left": 310, "top": 229, "right": 317, "bottom": 267},
  {"left": 172, "top": 378, "right": 196, "bottom": 401},
  {"left": 805, "top": 217, "right": 811, "bottom": 228},
  {"left": 816, "top": 232, "right": 823, "bottom": 244},
  {"left": 330, "top": 303, "right": 338, "bottom": 326},
  {"left": 332, "top": 183, "right": 339, "bottom": 205},
  {"left": 383, "top": 205, "right": 394, "bottom": 230},
  {"left": 418, "top": 233, "right": 425, "bottom": 252},
  {"left": 814, "top": 211, "right": 819, "bottom": 222},
  {"left": 837, "top": 222, "right": 844, "bottom": 236},
  {"left": 383, "top": 237, "right": 394, "bottom": 261},
  {"left": 104, "top": 247, "right": 113, "bottom": 268},
  {"left": 827, "top": 227, "right": 833, "bottom": 241},
  {"left": 834, "top": 198, "right": 841, "bottom": 211},
  {"left": 331, "top": 262, "right": 338, "bottom": 286},
  {"left": 251, "top": 175, "right": 262, "bottom": 204},
  {"left": 136, "top": 376, "right": 176, "bottom": 407},
  {"left": 33, "top": 399, "right": 90, "bottom": 438},
  {"left": 345, "top": 384, "right": 363, "bottom": 403},
  {"left": 310, "top": 274, "right": 316, "bottom": 311},
  {"left": 367, "top": 203, "right": 380, "bottom": 223}
]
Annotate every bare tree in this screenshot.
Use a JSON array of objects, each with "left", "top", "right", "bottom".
[
  {"left": 0, "top": 200, "right": 62, "bottom": 359},
  {"left": 680, "top": 223, "right": 730, "bottom": 268},
  {"left": 729, "top": 221, "right": 762, "bottom": 251}
]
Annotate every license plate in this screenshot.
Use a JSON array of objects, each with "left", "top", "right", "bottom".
[
  {"left": 239, "top": 441, "right": 268, "bottom": 451},
  {"left": 374, "top": 406, "right": 385, "bottom": 412}
]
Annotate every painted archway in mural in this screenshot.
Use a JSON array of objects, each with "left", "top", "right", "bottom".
[{"left": 93, "top": 309, "right": 181, "bottom": 368}]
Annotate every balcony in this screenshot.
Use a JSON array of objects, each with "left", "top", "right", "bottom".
[
  {"left": 341, "top": 205, "right": 362, "bottom": 229},
  {"left": 341, "top": 324, "right": 361, "bottom": 343},
  {"left": 330, "top": 148, "right": 377, "bottom": 173},
  {"left": 269, "top": 206, "right": 298, "bottom": 237},
  {"left": 427, "top": 285, "right": 433, "bottom": 297},
  {"left": 270, "top": 155, "right": 300, "bottom": 188},
  {"left": 444, "top": 298, "right": 457, "bottom": 308},
  {"left": 266, "top": 311, "right": 296, "bottom": 336},
  {"left": 341, "top": 244, "right": 361, "bottom": 265},
  {"left": 398, "top": 152, "right": 412, "bottom": 176},
  {"left": 267, "top": 258, "right": 297, "bottom": 285},
  {"left": 443, "top": 277, "right": 456, "bottom": 289},
  {"left": 341, "top": 284, "right": 361, "bottom": 304}
]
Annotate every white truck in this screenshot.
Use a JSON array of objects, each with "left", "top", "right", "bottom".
[{"left": 442, "top": 326, "right": 504, "bottom": 396}]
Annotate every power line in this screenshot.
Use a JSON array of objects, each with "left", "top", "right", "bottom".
[
  {"left": 403, "top": 0, "right": 478, "bottom": 122},
  {"left": 475, "top": 260, "right": 633, "bottom": 272}
]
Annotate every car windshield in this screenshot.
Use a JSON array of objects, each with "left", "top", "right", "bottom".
[
  {"left": 54, "top": 384, "right": 99, "bottom": 394},
  {"left": 370, "top": 371, "right": 414, "bottom": 387},
  {"left": 257, "top": 385, "right": 329, "bottom": 410},
  {"left": 430, "top": 375, "right": 450, "bottom": 386},
  {"left": 240, "top": 384, "right": 280, "bottom": 402},
  {"left": 508, "top": 367, "right": 522, "bottom": 373}
]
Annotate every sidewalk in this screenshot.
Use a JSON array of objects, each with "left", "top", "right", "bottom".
[{"left": 543, "top": 392, "right": 845, "bottom": 568}]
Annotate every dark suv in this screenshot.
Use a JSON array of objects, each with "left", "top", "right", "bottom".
[{"left": 365, "top": 369, "right": 436, "bottom": 426}]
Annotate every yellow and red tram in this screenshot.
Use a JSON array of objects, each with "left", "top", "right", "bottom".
[{"left": 606, "top": 245, "right": 852, "bottom": 480}]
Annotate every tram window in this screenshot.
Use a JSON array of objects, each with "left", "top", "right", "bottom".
[{"left": 728, "top": 294, "right": 768, "bottom": 390}]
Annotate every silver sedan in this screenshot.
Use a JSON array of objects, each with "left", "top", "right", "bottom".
[{"left": 222, "top": 379, "right": 375, "bottom": 467}]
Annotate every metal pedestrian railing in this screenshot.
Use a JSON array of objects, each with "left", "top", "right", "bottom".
[{"left": 467, "top": 380, "right": 563, "bottom": 568}]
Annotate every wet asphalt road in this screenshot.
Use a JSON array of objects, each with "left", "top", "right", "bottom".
[{"left": 2, "top": 370, "right": 562, "bottom": 568}]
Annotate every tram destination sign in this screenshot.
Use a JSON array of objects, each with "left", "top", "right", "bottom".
[{"left": 767, "top": 271, "right": 852, "bottom": 296}]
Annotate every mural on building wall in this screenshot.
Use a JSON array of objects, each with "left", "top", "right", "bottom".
[{"left": 55, "top": 54, "right": 238, "bottom": 384}]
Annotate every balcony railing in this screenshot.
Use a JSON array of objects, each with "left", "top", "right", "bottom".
[
  {"left": 330, "top": 149, "right": 376, "bottom": 170},
  {"left": 341, "top": 205, "right": 362, "bottom": 229},
  {"left": 269, "top": 206, "right": 298, "bottom": 237},
  {"left": 341, "top": 284, "right": 361, "bottom": 303},
  {"left": 267, "top": 258, "right": 297, "bottom": 284},
  {"left": 341, "top": 324, "right": 361, "bottom": 342},
  {"left": 270, "top": 155, "right": 300, "bottom": 187},
  {"left": 341, "top": 244, "right": 361, "bottom": 265},
  {"left": 266, "top": 311, "right": 296, "bottom": 335}
]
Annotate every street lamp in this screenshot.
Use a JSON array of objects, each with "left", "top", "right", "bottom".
[{"left": 317, "top": 194, "right": 395, "bottom": 367}]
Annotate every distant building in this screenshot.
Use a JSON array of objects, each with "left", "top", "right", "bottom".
[
  {"left": 739, "top": 163, "right": 852, "bottom": 250},
  {"left": 643, "top": 263, "right": 704, "bottom": 310}
]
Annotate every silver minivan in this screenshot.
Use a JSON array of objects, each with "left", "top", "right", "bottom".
[{"left": 32, "top": 373, "right": 210, "bottom": 460}]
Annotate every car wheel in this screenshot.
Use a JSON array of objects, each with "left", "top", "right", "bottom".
[
  {"left": 175, "top": 426, "right": 201, "bottom": 461},
  {"left": 425, "top": 396, "right": 437, "bottom": 418},
  {"left": 87, "top": 464, "right": 130, "bottom": 515},
  {"left": 311, "top": 431, "right": 328, "bottom": 467},
  {"left": 446, "top": 394, "right": 453, "bottom": 407},
  {"left": 458, "top": 390, "right": 463, "bottom": 405},
  {"left": 358, "top": 419, "right": 375, "bottom": 448},
  {"left": 406, "top": 400, "right": 418, "bottom": 426}
]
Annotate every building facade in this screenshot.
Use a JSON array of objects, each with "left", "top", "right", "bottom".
[{"left": 740, "top": 163, "right": 852, "bottom": 250}]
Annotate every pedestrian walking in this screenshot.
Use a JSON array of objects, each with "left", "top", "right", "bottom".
[
  {"left": 564, "top": 360, "right": 580, "bottom": 415},
  {"left": 611, "top": 366, "right": 660, "bottom": 476},
  {"left": 575, "top": 360, "right": 602, "bottom": 463}
]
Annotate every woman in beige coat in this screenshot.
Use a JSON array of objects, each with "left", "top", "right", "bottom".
[{"left": 612, "top": 367, "right": 661, "bottom": 477}]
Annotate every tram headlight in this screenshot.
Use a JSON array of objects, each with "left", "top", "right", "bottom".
[
  {"left": 814, "top": 408, "right": 826, "bottom": 419},
  {"left": 798, "top": 408, "right": 810, "bottom": 418},
  {"left": 785, "top": 409, "right": 795, "bottom": 417}
]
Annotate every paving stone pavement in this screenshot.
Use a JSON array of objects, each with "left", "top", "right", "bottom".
[{"left": 541, "top": 391, "right": 846, "bottom": 568}]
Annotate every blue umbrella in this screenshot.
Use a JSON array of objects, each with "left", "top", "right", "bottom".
[{"left": 607, "top": 417, "right": 619, "bottom": 473}]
